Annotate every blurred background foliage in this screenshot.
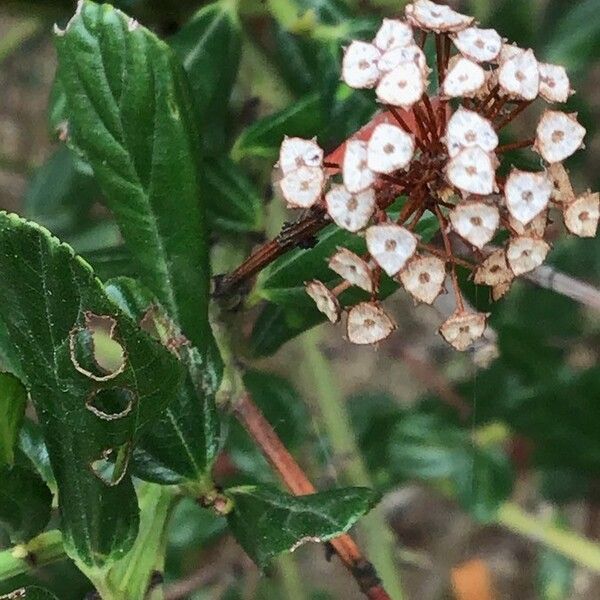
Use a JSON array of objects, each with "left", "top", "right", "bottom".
[{"left": 0, "top": 0, "right": 599, "bottom": 598}]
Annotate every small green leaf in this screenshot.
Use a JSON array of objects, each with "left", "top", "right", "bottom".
[
  {"left": 0, "top": 373, "right": 27, "bottom": 467},
  {"left": 105, "top": 277, "right": 221, "bottom": 485},
  {"left": 226, "top": 484, "right": 379, "bottom": 567},
  {"left": 55, "top": 0, "right": 212, "bottom": 354},
  {"left": 203, "top": 157, "right": 264, "bottom": 233},
  {"left": 170, "top": 0, "right": 242, "bottom": 152},
  {"left": 0, "top": 212, "right": 182, "bottom": 566},
  {"left": 231, "top": 93, "right": 324, "bottom": 162},
  {"left": 0, "top": 459, "right": 53, "bottom": 544},
  {"left": 18, "top": 420, "right": 56, "bottom": 491}
]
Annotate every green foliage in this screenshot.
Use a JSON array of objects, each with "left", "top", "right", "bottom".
[
  {"left": 5, "top": 587, "right": 60, "bottom": 600},
  {"left": 0, "top": 373, "right": 27, "bottom": 467},
  {"left": 0, "top": 212, "right": 182, "bottom": 566},
  {"left": 225, "top": 484, "right": 379, "bottom": 567}
]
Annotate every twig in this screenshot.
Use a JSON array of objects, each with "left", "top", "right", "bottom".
[{"left": 232, "top": 392, "right": 392, "bottom": 600}]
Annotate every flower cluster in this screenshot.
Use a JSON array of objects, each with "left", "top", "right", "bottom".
[{"left": 275, "top": 0, "right": 599, "bottom": 351}]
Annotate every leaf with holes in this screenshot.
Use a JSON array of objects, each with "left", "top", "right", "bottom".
[
  {"left": 0, "top": 212, "right": 183, "bottom": 566},
  {"left": 105, "top": 277, "right": 221, "bottom": 485},
  {"left": 54, "top": 0, "right": 212, "bottom": 356},
  {"left": 225, "top": 484, "right": 379, "bottom": 568}
]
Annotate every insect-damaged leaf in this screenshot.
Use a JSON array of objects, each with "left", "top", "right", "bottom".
[
  {"left": 54, "top": 0, "right": 212, "bottom": 356},
  {"left": 0, "top": 213, "right": 182, "bottom": 566},
  {"left": 225, "top": 484, "right": 379, "bottom": 568},
  {"left": 1, "top": 587, "right": 60, "bottom": 600},
  {"left": 105, "top": 277, "right": 221, "bottom": 485}
]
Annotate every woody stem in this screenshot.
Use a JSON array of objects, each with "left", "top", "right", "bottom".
[
  {"left": 232, "top": 392, "right": 392, "bottom": 600},
  {"left": 434, "top": 205, "right": 465, "bottom": 312}
]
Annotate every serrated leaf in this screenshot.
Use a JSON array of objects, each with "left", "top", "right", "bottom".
[
  {"left": 1, "top": 587, "right": 60, "bottom": 600},
  {"left": 55, "top": 0, "right": 212, "bottom": 355},
  {"left": 105, "top": 277, "right": 221, "bottom": 485},
  {"left": 231, "top": 93, "right": 324, "bottom": 162},
  {"left": 0, "top": 373, "right": 27, "bottom": 467},
  {"left": 0, "top": 212, "right": 182, "bottom": 566},
  {"left": 170, "top": 0, "right": 241, "bottom": 153},
  {"left": 0, "top": 459, "right": 52, "bottom": 544},
  {"left": 203, "top": 157, "right": 264, "bottom": 233},
  {"left": 226, "top": 484, "right": 378, "bottom": 567}
]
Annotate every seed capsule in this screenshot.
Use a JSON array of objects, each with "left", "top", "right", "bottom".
[
  {"left": 445, "top": 107, "right": 498, "bottom": 158},
  {"left": 325, "top": 184, "right": 375, "bottom": 232},
  {"left": 452, "top": 26, "right": 503, "bottom": 63},
  {"left": 347, "top": 302, "right": 396, "bottom": 345},
  {"left": 506, "top": 236, "right": 550, "bottom": 275},
  {"left": 443, "top": 57, "right": 486, "bottom": 98},
  {"left": 280, "top": 166, "right": 325, "bottom": 208},
  {"left": 498, "top": 48, "right": 540, "bottom": 100},
  {"left": 439, "top": 310, "right": 487, "bottom": 351},
  {"left": 538, "top": 63, "right": 571, "bottom": 103},
  {"left": 504, "top": 169, "right": 553, "bottom": 226},
  {"left": 343, "top": 140, "right": 376, "bottom": 193},
  {"left": 367, "top": 123, "right": 415, "bottom": 174},
  {"left": 563, "top": 192, "right": 600, "bottom": 238},
  {"left": 279, "top": 137, "right": 323, "bottom": 175},
  {"left": 342, "top": 41, "right": 381, "bottom": 89},
  {"left": 399, "top": 255, "right": 446, "bottom": 304},
  {"left": 366, "top": 223, "right": 418, "bottom": 276},
  {"left": 376, "top": 62, "right": 425, "bottom": 108},
  {"left": 305, "top": 280, "right": 341, "bottom": 323},
  {"left": 405, "top": 0, "right": 473, "bottom": 33},
  {"left": 328, "top": 248, "right": 374, "bottom": 292},
  {"left": 374, "top": 19, "right": 414, "bottom": 52},
  {"left": 535, "top": 110, "right": 586, "bottom": 164},
  {"left": 449, "top": 201, "right": 500, "bottom": 248},
  {"left": 377, "top": 45, "right": 428, "bottom": 75},
  {"left": 474, "top": 250, "right": 513, "bottom": 286},
  {"left": 446, "top": 147, "right": 496, "bottom": 196}
]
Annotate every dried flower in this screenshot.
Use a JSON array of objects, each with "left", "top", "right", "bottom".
[{"left": 272, "top": 0, "right": 597, "bottom": 350}]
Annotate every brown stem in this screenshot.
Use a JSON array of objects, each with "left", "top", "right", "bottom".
[
  {"left": 233, "top": 393, "right": 392, "bottom": 600},
  {"left": 422, "top": 95, "right": 440, "bottom": 146},
  {"left": 477, "top": 84, "right": 500, "bottom": 112},
  {"left": 387, "top": 105, "right": 428, "bottom": 153},
  {"left": 434, "top": 205, "right": 465, "bottom": 312},
  {"left": 495, "top": 101, "right": 532, "bottom": 131},
  {"left": 495, "top": 138, "right": 535, "bottom": 154}
]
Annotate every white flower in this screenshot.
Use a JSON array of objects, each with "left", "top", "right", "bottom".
[
  {"left": 399, "top": 255, "right": 446, "bottom": 304},
  {"left": 328, "top": 248, "right": 374, "bottom": 292},
  {"left": 280, "top": 166, "right": 325, "bottom": 208},
  {"left": 444, "top": 107, "right": 498, "bottom": 158},
  {"left": 452, "top": 27, "right": 503, "bottom": 63},
  {"left": 506, "top": 236, "right": 550, "bottom": 275},
  {"left": 347, "top": 302, "right": 396, "bottom": 345},
  {"left": 373, "top": 19, "right": 414, "bottom": 52},
  {"left": 446, "top": 147, "right": 496, "bottom": 196},
  {"left": 449, "top": 201, "right": 500, "bottom": 248},
  {"left": 342, "top": 41, "right": 381, "bottom": 89},
  {"left": 538, "top": 63, "right": 571, "bottom": 103},
  {"left": 279, "top": 137, "right": 323, "bottom": 175},
  {"left": 377, "top": 45, "right": 427, "bottom": 75},
  {"left": 367, "top": 123, "right": 415, "bottom": 174},
  {"left": 473, "top": 249, "right": 514, "bottom": 286},
  {"left": 366, "top": 223, "right": 417, "bottom": 276},
  {"left": 498, "top": 48, "right": 539, "bottom": 100},
  {"left": 405, "top": 0, "right": 473, "bottom": 33},
  {"left": 439, "top": 310, "right": 487, "bottom": 351},
  {"left": 305, "top": 280, "right": 341, "bottom": 323},
  {"left": 442, "top": 57, "right": 486, "bottom": 98},
  {"left": 504, "top": 169, "right": 553, "bottom": 225},
  {"left": 535, "top": 110, "right": 586, "bottom": 164},
  {"left": 343, "top": 140, "right": 376, "bottom": 193},
  {"left": 376, "top": 62, "right": 425, "bottom": 108},
  {"left": 325, "top": 184, "right": 375, "bottom": 232},
  {"left": 563, "top": 192, "right": 599, "bottom": 238}
]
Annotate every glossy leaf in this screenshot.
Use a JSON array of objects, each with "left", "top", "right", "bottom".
[
  {"left": 0, "top": 212, "right": 182, "bottom": 566},
  {"left": 226, "top": 484, "right": 378, "bottom": 567},
  {"left": 55, "top": 0, "right": 212, "bottom": 354},
  {"left": 231, "top": 93, "right": 324, "bottom": 162},
  {"left": 170, "top": 0, "right": 242, "bottom": 152},
  {"left": 0, "top": 459, "right": 52, "bottom": 544},
  {"left": 203, "top": 157, "right": 264, "bottom": 233},
  {"left": 0, "top": 372, "right": 27, "bottom": 467},
  {"left": 105, "top": 277, "right": 221, "bottom": 485}
]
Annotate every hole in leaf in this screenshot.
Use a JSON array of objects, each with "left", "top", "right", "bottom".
[
  {"left": 69, "top": 312, "right": 126, "bottom": 381},
  {"left": 140, "top": 305, "right": 188, "bottom": 356},
  {"left": 90, "top": 444, "right": 130, "bottom": 486},
  {"left": 86, "top": 387, "right": 135, "bottom": 420}
]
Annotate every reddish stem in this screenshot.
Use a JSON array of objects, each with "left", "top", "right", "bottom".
[
  {"left": 496, "top": 138, "right": 535, "bottom": 154},
  {"left": 388, "top": 105, "right": 428, "bottom": 153},
  {"left": 495, "top": 101, "right": 532, "bottom": 130},
  {"left": 233, "top": 393, "right": 392, "bottom": 600}
]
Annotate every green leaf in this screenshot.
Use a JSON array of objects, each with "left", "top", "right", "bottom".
[
  {"left": 105, "top": 277, "right": 221, "bottom": 485},
  {"left": 18, "top": 420, "right": 56, "bottom": 491},
  {"left": 54, "top": 0, "right": 212, "bottom": 354},
  {"left": 23, "top": 147, "right": 100, "bottom": 237},
  {"left": 388, "top": 413, "right": 513, "bottom": 522},
  {"left": 537, "top": 545, "right": 574, "bottom": 600},
  {"left": 0, "top": 373, "right": 27, "bottom": 467},
  {"left": 225, "top": 484, "right": 378, "bottom": 567},
  {"left": 0, "top": 212, "right": 182, "bottom": 566},
  {"left": 170, "top": 0, "right": 242, "bottom": 153},
  {"left": 0, "top": 459, "right": 52, "bottom": 544},
  {"left": 203, "top": 157, "right": 264, "bottom": 233},
  {"left": 231, "top": 93, "right": 324, "bottom": 162},
  {"left": 2, "top": 587, "right": 60, "bottom": 600}
]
